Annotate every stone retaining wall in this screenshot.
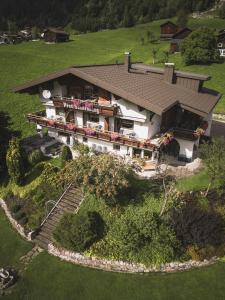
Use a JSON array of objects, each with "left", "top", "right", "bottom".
[
  {"left": 48, "top": 243, "right": 218, "bottom": 274},
  {"left": 0, "top": 199, "right": 28, "bottom": 240}
]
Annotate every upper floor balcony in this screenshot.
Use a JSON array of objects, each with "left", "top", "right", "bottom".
[
  {"left": 51, "top": 96, "right": 119, "bottom": 117},
  {"left": 27, "top": 111, "right": 157, "bottom": 151}
]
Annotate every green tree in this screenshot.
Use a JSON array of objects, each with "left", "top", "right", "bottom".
[
  {"left": 123, "top": 6, "right": 134, "bottom": 28},
  {"left": 200, "top": 138, "right": 225, "bottom": 195},
  {"left": 6, "top": 138, "right": 25, "bottom": 185},
  {"left": 181, "top": 27, "right": 220, "bottom": 65},
  {"left": 61, "top": 145, "right": 73, "bottom": 167}
]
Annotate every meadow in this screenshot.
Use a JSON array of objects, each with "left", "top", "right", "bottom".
[{"left": 0, "top": 17, "right": 225, "bottom": 139}]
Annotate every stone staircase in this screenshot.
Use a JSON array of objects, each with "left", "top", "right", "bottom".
[{"left": 34, "top": 184, "right": 84, "bottom": 250}]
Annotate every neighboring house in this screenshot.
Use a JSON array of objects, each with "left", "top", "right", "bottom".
[
  {"left": 13, "top": 53, "right": 221, "bottom": 163},
  {"left": 217, "top": 29, "right": 225, "bottom": 57},
  {"left": 160, "top": 21, "right": 178, "bottom": 40},
  {"left": 170, "top": 28, "right": 192, "bottom": 53},
  {"left": 43, "top": 28, "right": 69, "bottom": 43},
  {"left": 19, "top": 28, "right": 32, "bottom": 41},
  {"left": 0, "top": 33, "right": 22, "bottom": 45}
]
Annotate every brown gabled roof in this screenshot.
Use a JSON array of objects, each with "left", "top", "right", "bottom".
[
  {"left": 172, "top": 27, "right": 192, "bottom": 39},
  {"left": 13, "top": 63, "right": 221, "bottom": 117},
  {"left": 44, "top": 27, "right": 69, "bottom": 35},
  {"left": 160, "top": 21, "right": 178, "bottom": 28}
]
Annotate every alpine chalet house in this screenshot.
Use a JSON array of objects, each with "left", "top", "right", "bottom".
[
  {"left": 160, "top": 21, "right": 178, "bottom": 40},
  {"left": 43, "top": 28, "right": 69, "bottom": 43},
  {"left": 170, "top": 27, "right": 192, "bottom": 53},
  {"left": 14, "top": 53, "right": 221, "bottom": 163}
]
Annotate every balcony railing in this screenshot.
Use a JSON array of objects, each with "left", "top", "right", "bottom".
[
  {"left": 51, "top": 97, "right": 119, "bottom": 117},
  {"left": 170, "top": 127, "right": 199, "bottom": 141},
  {"left": 27, "top": 111, "right": 156, "bottom": 150}
]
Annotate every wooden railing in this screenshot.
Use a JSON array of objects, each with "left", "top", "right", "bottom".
[
  {"left": 52, "top": 97, "right": 119, "bottom": 117},
  {"left": 170, "top": 127, "right": 198, "bottom": 141},
  {"left": 27, "top": 112, "right": 155, "bottom": 150}
]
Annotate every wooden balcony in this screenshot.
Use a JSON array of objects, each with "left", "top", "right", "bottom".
[
  {"left": 27, "top": 112, "right": 156, "bottom": 151},
  {"left": 170, "top": 127, "right": 198, "bottom": 141},
  {"left": 51, "top": 97, "right": 118, "bottom": 117}
]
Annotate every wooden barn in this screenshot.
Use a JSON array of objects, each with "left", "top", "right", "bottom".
[
  {"left": 160, "top": 21, "right": 178, "bottom": 40},
  {"left": 170, "top": 28, "right": 192, "bottom": 53},
  {"left": 217, "top": 29, "right": 225, "bottom": 57},
  {"left": 43, "top": 28, "right": 69, "bottom": 43}
]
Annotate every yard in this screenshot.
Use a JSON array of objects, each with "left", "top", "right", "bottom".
[
  {"left": 0, "top": 209, "right": 225, "bottom": 300},
  {"left": 0, "top": 17, "right": 225, "bottom": 142}
]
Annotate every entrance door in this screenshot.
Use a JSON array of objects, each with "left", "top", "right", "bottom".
[{"left": 66, "top": 110, "right": 75, "bottom": 123}]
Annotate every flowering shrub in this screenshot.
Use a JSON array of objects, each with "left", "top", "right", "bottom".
[
  {"left": 194, "top": 127, "right": 205, "bottom": 137},
  {"left": 159, "top": 132, "right": 174, "bottom": 145}
]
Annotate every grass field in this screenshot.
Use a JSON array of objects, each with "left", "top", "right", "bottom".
[
  {"left": 0, "top": 17, "right": 225, "bottom": 138},
  {"left": 0, "top": 209, "right": 31, "bottom": 267}
]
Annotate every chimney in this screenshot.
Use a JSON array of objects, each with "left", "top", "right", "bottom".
[
  {"left": 164, "top": 63, "right": 175, "bottom": 84},
  {"left": 124, "top": 52, "right": 131, "bottom": 72}
]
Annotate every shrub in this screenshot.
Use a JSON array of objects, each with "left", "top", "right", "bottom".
[
  {"left": 54, "top": 211, "right": 104, "bottom": 252},
  {"left": 170, "top": 203, "right": 225, "bottom": 247},
  {"left": 13, "top": 210, "right": 26, "bottom": 221},
  {"left": 6, "top": 138, "right": 25, "bottom": 185},
  {"left": 28, "top": 149, "right": 44, "bottom": 166},
  {"left": 18, "top": 216, "right": 28, "bottom": 226},
  {"left": 181, "top": 28, "right": 220, "bottom": 65},
  {"left": 11, "top": 204, "right": 22, "bottom": 214},
  {"left": 61, "top": 145, "right": 73, "bottom": 167},
  {"left": 73, "top": 143, "right": 89, "bottom": 156}
]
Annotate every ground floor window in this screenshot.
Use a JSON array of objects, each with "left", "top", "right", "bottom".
[
  {"left": 113, "top": 144, "right": 120, "bottom": 151},
  {"left": 83, "top": 136, "right": 88, "bottom": 143},
  {"left": 143, "top": 150, "right": 152, "bottom": 160},
  {"left": 133, "top": 148, "right": 142, "bottom": 158}
]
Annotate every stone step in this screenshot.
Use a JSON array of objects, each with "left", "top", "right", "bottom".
[
  {"left": 58, "top": 201, "right": 78, "bottom": 211},
  {"left": 38, "top": 230, "right": 51, "bottom": 240},
  {"left": 48, "top": 214, "right": 63, "bottom": 223}
]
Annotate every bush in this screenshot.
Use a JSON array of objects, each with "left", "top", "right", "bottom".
[
  {"left": 6, "top": 138, "right": 25, "bottom": 185},
  {"left": 13, "top": 210, "right": 26, "bottom": 221},
  {"left": 92, "top": 206, "right": 180, "bottom": 266},
  {"left": 28, "top": 149, "right": 44, "bottom": 166},
  {"left": 61, "top": 145, "right": 73, "bottom": 167},
  {"left": 54, "top": 211, "right": 104, "bottom": 252},
  {"left": 11, "top": 204, "right": 22, "bottom": 214},
  {"left": 18, "top": 216, "right": 28, "bottom": 226},
  {"left": 186, "top": 244, "right": 223, "bottom": 261},
  {"left": 181, "top": 28, "right": 220, "bottom": 65},
  {"left": 73, "top": 143, "right": 89, "bottom": 156},
  {"left": 170, "top": 203, "right": 225, "bottom": 247}
]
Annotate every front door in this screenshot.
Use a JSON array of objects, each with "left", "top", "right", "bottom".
[
  {"left": 66, "top": 110, "right": 75, "bottom": 123},
  {"left": 104, "top": 117, "right": 110, "bottom": 131}
]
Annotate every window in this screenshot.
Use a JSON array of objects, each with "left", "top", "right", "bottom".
[
  {"left": 83, "top": 137, "right": 88, "bottom": 143},
  {"left": 113, "top": 144, "right": 120, "bottom": 151},
  {"left": 120, "top": 119, "right": 134, "bottom": 129},
  {"left": 84, "top": 85, "right": 93, "bottom": 99},
  {"left": 84, "top": 113, "right": 99, "bottom": 126},
  {"left": 56, "top": 108, "right": 65, "bottom": 116}
]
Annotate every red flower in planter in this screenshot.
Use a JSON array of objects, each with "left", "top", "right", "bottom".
[
  {"left": 84, "top": 128, "right": 96, "bottom": 136},
  {"left": 48, "top": 119, "right": 55, "bottom": 126},
  {"left": 111, "top": 133, "right": 120, "bottom": 141},
  {"left": 66, "top": 123, "right": 77, "bottom": 131},
  {"left": 84, "top": 101, "right": 94, "bottom": 110},
  {"left": 72, "top": 99, "right": 81, "bottom": 108}
]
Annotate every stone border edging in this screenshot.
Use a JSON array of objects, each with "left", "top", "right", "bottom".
[
  {"left": 0, "top": 199, "right": 28, "bottom": 240},
  {"left": 48, "top": 243, "right": 218, "bottom": 274}
]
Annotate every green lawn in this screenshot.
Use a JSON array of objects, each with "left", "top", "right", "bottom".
[
  {"left": 0, "top": 209, "right": 31, "bottom": 267},
  {"left": 0, "top": 17, "right": 225, "bottom": 139},
  {"left": 176, "top": 169, "right": 210, "bottom": 192},
  {"left": 4, "top": 252, "right": 225, "bottom": 300}
]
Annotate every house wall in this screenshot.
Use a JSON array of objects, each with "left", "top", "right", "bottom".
[
  {"left": 203, "top": 111, "right": 213, "bottom": 137},
  {"left": 176, "top": 138, "right": 194, "bottom": 161}
]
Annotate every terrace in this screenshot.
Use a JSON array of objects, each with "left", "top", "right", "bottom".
[{"left": 27, "top": 111, "right": 157, "bottom": 151}]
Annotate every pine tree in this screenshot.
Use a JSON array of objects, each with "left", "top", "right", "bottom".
[{"left": 6, "top": 138, "right": 25, "bottom": 185}]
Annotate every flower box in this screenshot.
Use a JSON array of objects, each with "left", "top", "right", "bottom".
[
  {"left": 55, "top": 122, "right": 66, "bottom": 130},
  {"left": 84, "top": 128, "right": 97, "bottom": 136},
  {"left": 76, "top": 127, "right": 86, "bottom": 135},
  {"left": 110, "top": 133, "right": 120, "bottom": 142},
  {"left": 98, "top": 131, "right": 111, "bottom": 141},
  {"left": 123, "top": 138, "right": 140, "bottom": 147},
  {"left": 66, "top": 123, "right": 77, "bottom": 132},
  {"left": 48, "top": 119, "right": 55, "bottom": 127}
]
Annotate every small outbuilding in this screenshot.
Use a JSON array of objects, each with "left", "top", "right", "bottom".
[
  {"left": 43, "top": 28, "right": 69, "bottom": 43},
  {"left": 170, "top": 28, "right": 192, "bottom": 53},
  {"left": 160, "top": 21, "right": 178, "bottom": 40}
]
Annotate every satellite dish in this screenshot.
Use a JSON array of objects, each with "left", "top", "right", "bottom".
[{"left": 42, "top": 90, "right": 52, "bottom": 100}]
